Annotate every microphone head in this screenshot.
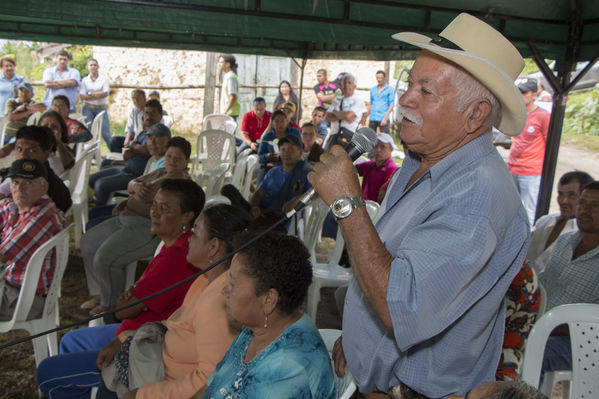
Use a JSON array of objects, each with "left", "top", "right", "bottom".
[{"left": 351, "top": 127, "right": 379, "bottom": 153}]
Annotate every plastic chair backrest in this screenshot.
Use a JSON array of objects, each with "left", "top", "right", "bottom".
[
  {"left": 90, "top": 110, "right": 106, "bottom": 142},
  {"left": 231, "top": 153, "right": 250, "bottom": 189},
  {"left": 26, "top": 111, "right": 41, "bottom": 126},
  {"left": 70, "top": 144, "right": 96, "bottom": 196},
  {"left": 202, "top": 163, "right": 229, "bottom": 196},
  {"left": 195, "top": 129, "right": 236, "bottom": 172},
  {"left": 327, "top": 200, "right": 380, "bottom": 266},
  {"left": 205, "top": 195, "right": 232, "bottom": 208},
  {"left": 240, "top": 155, "right": 258, "bottom": 200},
  {"left": 537, "top": 282, "right": 547, "bottom": 318},
  {"left": 203, "top": 113, "right": 235, "bottom": 131},
  {"left": 69, "top": 113, "right": 89, "bottom": 128},
  {"left": 318, "top": 329, "right": 357, "bottom": 399},
  {"left": 521, "top": 303, "right": 599, "bottom": 396},
  {"left": 302, "top": 198, "right": 331, "bottom": 256}
]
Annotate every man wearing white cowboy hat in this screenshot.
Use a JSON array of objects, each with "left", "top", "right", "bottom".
[{"left": 309, "top": 13, "right": 530, "bottom": 398}]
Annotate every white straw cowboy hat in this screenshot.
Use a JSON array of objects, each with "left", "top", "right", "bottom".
[{"left": 392, "top": 13, "right": 526, "bottom": 136}]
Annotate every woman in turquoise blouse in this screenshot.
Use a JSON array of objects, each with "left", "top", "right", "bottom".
[{"left": 201, "top": 232, "right": 335, "bottom": 399}]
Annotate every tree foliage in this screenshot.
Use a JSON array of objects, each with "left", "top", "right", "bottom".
[{"left": 564, "top": 87, "right": 599, "bottom": 136}]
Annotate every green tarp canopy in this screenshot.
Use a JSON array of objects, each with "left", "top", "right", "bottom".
[
  {"left": 1, "top": 0, "right": 598, "bottom": 218},
  {"left": 0, "top": 0, "right": 598, "bottom": 62}
]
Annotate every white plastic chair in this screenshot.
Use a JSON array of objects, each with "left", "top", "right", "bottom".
[
  {"left": 202, "top": 113, "right": 237, "bottom": 134},
  {"left": 0, "top": 224, "right": 72, "bottom": 367},
  {"left": 319, "top": 329, "right": 357, "bottom": 399},
  {"left": 521, "top": 303, "right": 599, "bottom": 398},
  {"left": 204, "top": 194, "right": 232, "bottom": 208},
  {"left": 230, "top": 150, "right": 251, "bottom": 189},
  {"left": 240, "top": 155, "right": 258, "bottom": 200},
  {"left": 26, "top": 111, "right": 41, "bottom": 126},
  {"left": 306, "top": 201, "right": 380, "bottom": 322},
  {"left": 70, "top": 145, "right": 97, "bottom": 248},
  {"left": 191, "top": 129, "right": 236, "bottom": 182},
  {"left": 201, "top": 163, "right": 229, "bottom": 197},
  {"left": 75, "top": 110, "right": 104, "bottom": 164},
  {"left": 537, "top": 282, "right": 547, "bottom": 318}
]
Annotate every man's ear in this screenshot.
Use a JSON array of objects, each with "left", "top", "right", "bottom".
[{"left": 464, "top": 99, "right": 492, "bottom": 134}]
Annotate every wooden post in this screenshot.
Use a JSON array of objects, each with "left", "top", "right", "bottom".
[{"left": 203, "top": 52, "right": 217, "bottom": 120}]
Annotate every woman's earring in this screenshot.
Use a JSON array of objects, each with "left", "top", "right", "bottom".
[
  {"left": 264, "top": 314, "right": 268, "bottom": 328},
  {"left": 182, "top": 224, "right": 187, "bottom": 232}
]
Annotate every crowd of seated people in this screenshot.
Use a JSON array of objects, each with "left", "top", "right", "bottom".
[{"left": 4, "top": 47, "right": 592, "bottom": 399}]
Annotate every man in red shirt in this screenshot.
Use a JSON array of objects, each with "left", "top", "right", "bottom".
[
  {"left": 507, "top": 77, "right": 551, "bottom": 227},
  {"left": 238, "top": 97, "right": 271, "bottom": 154}
]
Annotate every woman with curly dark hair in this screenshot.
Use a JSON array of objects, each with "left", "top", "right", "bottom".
[{"left": 201, "top": 231, "right": 335, "bottom": 398}]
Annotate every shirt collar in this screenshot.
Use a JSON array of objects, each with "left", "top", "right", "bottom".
[{"left": 426, "top": 130, "right": 494, "bottom": 190}]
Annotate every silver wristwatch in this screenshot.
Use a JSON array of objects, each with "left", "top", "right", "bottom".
[{"left": 330, "top": 195, "right": 365, "bottom": 219}]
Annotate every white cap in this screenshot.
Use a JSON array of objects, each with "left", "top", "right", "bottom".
[{"left": 377, "top": 133, "right": 396, "bottom": 150}]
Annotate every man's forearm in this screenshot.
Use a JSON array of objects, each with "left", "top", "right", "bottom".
[
  {"left": 325, "top": 112, "right": 340, "bottom": 122},
  {"left": 241, "top": 132, "right": 253, "bottom": 145},
  {"left": 50, "top": 79, "right": 77, "bottom": 88},
  {"left": 338, "top": 207, "right": 394, "bottom": 331}
]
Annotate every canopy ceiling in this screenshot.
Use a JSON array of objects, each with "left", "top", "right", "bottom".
[{"left": 1, "top": 0, "right": 598, "bottom": 62}]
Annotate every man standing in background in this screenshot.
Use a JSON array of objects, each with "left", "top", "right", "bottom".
[
  {"left": 366, "top": 70, "right": 395, "bottom": 133},
  {"left": 43, "top": 50, "right": 80, "bottom": 112},
  {"left": 507, "top": 77, "right": 551, "bottom": 227}
]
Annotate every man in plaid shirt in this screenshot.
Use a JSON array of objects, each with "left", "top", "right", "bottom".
[{"left": 0, "top": 158, "right": 65, "bottom": 320}]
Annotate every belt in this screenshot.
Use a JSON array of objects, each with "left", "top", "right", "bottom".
[
  {"left": 84, "top": 103, "right": 107, "bottom": 109},
  {"left": 388, "top": 383, "right": 431, "bottom": 399}
]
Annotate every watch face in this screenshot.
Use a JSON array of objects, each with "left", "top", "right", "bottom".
[{"left": 332, "top": 197, "right": 353, "bottom": 219}]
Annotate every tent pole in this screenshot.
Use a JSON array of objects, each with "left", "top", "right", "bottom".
[
  {"left": 298, "top": 57, "right": 307, "bottom": 122},
  {"left": 532, "top": 15, "right": 580, "bottom": 221}
]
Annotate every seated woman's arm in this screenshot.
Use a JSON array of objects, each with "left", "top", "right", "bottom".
[
  {"left": 115, "top": 286, "right": 148, "bottom": 320},
  {"left": 55, "top": 138, "right": 75, "bottom": 169}
]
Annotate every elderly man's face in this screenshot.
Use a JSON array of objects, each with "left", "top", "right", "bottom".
[
  {"left": 373, "top": 140, "right": 392, "bottom": 164},
  {"left": 398, "top": 51, "right": 470, "bottom": 157},
  {"left": 10, "top": 177, "right": 47, "bottom": 211},
  {"left": 576, "top": 189, "right": 599, "bottom": 234},
  {"left": 342, "top": 77, "right": 356, "bottom": 97}
]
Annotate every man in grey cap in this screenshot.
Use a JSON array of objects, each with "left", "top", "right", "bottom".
[
  {"left": 4, "top": 81, "right": 47, "bottom": 141},
  {"left": 309, "top": 13, "right": 530, "bottom": 398},
  {"left": 0, "top": 158, "right": 65, "bottom": 320},
  {"left": 507, "top": 76, "right": 552, "bottom": 227}
]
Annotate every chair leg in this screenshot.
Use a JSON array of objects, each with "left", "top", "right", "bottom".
[
  {"left": 31, "top": 335, "right": 50, "bottom": 367},
  {"left": 306, "top": 281, "right": 321, "bottom": 322}
]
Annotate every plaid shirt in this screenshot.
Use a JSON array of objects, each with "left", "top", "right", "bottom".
[{"left": 0, "top": 196, "right": 65, "bottom": 295}]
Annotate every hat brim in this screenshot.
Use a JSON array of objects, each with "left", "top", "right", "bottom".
[{"left": 392, "top": 32, "right": 525, "bottom": 136}]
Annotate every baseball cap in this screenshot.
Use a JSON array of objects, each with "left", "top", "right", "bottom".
[
  {"left": 17, "top": 80, "right": 34, "bottom": 94},
  {"left": 7, "top": 158, "right": 48, "bottom": 181},
  {"left": 377, "top": 133, "right": 397, "bottom": 150},
  {"left": 147, "top": 123, "right": 171, "bottom": 138},
  {"left": 148, "top": 90, "right": 160, "bottom": 98},
  {"left": 516, "top": 77, "right": 538, "bottom": 93},
  {"left": 278, "top": 134, "right": 302, "bottom": 148},
  {"left": 281, "top": 101, "right": 296, "bottom": 113}
]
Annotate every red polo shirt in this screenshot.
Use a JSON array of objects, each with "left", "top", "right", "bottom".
[
  {"left": 357, "top": 157, "right": 399, "bottom": 202},
  {"left": 241, "top": 110, "right": 271, "bottom": 142}
]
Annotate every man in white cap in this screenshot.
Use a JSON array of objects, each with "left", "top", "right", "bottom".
[
  {"left": 309, "top": 13, "right": 530, "bottom": 398},
  {"left": 356, "top": 133, "right": 399, "bottom": 203}
]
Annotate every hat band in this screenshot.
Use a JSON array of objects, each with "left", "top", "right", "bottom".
[{"left": 431, "top": 35, "right": 463, "bottom": 51}]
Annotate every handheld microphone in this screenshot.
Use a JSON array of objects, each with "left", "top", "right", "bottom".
[{"left": 287, "top": 127, "right": 379, "bottom": 218}]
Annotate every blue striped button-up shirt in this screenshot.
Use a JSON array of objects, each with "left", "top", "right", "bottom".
[{"left": 342, "top": 131, "right": 530, "bottom": 398}]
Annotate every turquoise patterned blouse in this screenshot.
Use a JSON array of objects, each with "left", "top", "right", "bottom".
[{"left": 204, "top": 313, "right": 335, "bottom": 399}]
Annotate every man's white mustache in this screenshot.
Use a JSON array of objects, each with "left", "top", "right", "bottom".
[{"left": 398, "top": 105, "right": 424, "bottom": 128}]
